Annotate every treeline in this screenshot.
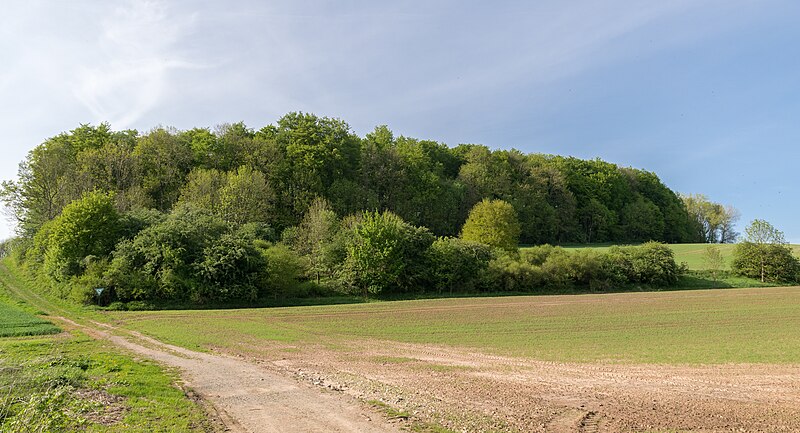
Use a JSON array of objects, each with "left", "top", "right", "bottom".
[
  {"left": 3, "top": 113, "right": 703, "bottom": 244},
  {"left": 0, "top": 113, "right": 695, "bottom": 305},
  {"left": 4, "top": 190, "right": 681, "bottom": 306}
]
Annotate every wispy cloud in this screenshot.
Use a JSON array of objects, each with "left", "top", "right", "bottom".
[{"left": 72, "top": 0, "right": 202, "bottom": 127}]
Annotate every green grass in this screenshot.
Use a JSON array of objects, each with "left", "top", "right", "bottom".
[
  {"left": 0, "top": 333, "right": 214, "bottom": 432},
  {"left": 0, "top": 302, "right": 60, "bottom": 337},
  {"left": 106, "top": 286, "right": 800, "bottom": 365},
  {"left": 555, "top": 243, "right": 800, "bottom": 271},
  {"left": 0, "top": 279, "right": 60, "bottom": 337}
]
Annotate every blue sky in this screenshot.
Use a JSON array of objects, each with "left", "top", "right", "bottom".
[{"left": 1, "top": 0, "right": 798, "bottom": 242}]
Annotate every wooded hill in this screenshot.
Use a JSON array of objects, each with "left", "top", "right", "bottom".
[
  {"left": 3, "top": 112, "right": 702, "bottom": 244},
  {"left": 0, "top": 113, "right": 714, "bottom": 304}
]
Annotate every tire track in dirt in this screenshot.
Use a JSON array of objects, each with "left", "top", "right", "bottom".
[
  {"left": 256, "top": 337, "right": 800, "bottom": 432},
  {"left": 60, "top": 316, "right": 404, "bottom": 433},
  {"left": 0, "top": 266, "right": 402, "bottom": 433}
]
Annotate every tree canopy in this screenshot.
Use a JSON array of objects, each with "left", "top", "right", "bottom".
[{"left": 0, "top": 113, "right": 708, "bottom": 305}]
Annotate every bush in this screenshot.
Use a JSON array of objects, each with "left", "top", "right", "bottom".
[
  {"left": 40, "top": 191, "right": 120, "bottom": 282},
  {"left": 629, "top": 242, "right": 680, "bottom": 286},
  {"left": 520, "top": 244, "right": 559, "bottom": 266},
  {"left": 541, "top": 249, "right": 605, "bottom": 289},
  {"left": 427, "top": 237, "right": 493, "bottom": 293},
  {"left": 484, "top": 253, "right": 545, "bottom": 292},
  {"left": 260, "top": 244, "right": 308, "bottom": 298},
  {"left": 107, "top": 205, "right": 266, "bottom": 303},
  {"left": 732, "top": 242, "right": 799, "bottom": 283},
  {"left": 341, "top": 211, "right": 434, "bottom": 296}
]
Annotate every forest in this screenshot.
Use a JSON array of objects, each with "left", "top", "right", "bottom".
[{"left": 0, "top": 112, "right": 735, "bottom": 305}]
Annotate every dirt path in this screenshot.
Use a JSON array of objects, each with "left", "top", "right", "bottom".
[
  {"left": 56, "top": 317, "right": 403, "bottom": 433},
  {"left": 0, "top": 266, "right": 400, "bottom": 433}
]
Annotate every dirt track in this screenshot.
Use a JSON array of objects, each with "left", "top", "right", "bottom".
[
  {"left": 231, "top": 338, "right": 800, "bottom": 432},
  {"left": 39, "top": 315, "right": 800, "bottom": 432},
  {"left": 59, "top": 317, "right": 403, "bottom": 433},
  {"left": 5, "top": 265, "right": 800, "bottom": 432}
]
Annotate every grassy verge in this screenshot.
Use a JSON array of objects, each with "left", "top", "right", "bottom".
[
  {"left": 0, "top": 261, "right": 216, "bottom": 432},
  {"left": 0, "top": 333, "right": 216, "bottom": 432}
]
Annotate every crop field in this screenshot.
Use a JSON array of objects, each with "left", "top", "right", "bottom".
[
  {"left": 101, "top": 286, "right": 800, "bottom": 431},
  {"left": 553, "top": 242, "right": 800, "bottom": 270},
  {"left": 107, "top": 286, "right": 800, "bottom": 364},
  {"left": 0, "top": 296, "right": 59, "bottom": 338}
]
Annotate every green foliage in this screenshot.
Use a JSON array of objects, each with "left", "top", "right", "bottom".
[
  {"left": 4, "top": 114, "right": 714, "bottom": 305},
  {"left": 732, "top": 243, "right": 799, "bottom": 283},
  {"left": 41, "top": 191, "right": 120, "bottom": 281},
  {"left": 427, "top": 237, "right": 493, "bottom": 293},
  {"left": 108, "top": 205, "right": 266, "bottom": 303},
  {"left": 681, "top": 193, "right": 739, "bottom": 243},
  {"left": 260, "top": 244, "right": 308, "bottom": 298},
  {"left": 460, "top": 199, "right": 520, "bottom": 252},
  {"left": 290, "top": 198, "right": 339, "bottom": 283},
  {"left": 704, "top": 245, "right": 724, "bottom": 282},
  {"left": 732, "top": 219, "right": 798, "bottom": 283},
  {"left": 481, "top": 242, "right": 681, "bottom": 292},
  {"left": 342, "top": 211, "right": 434, "bottom": 296},
  {"left": 620, "top": 196, "right": 664, "bottom": 242},
  {"left": 178, "top": 165, "right": 274, "bottom": 226}
]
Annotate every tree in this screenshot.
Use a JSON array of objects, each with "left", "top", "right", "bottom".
[
  {"left": 460, "top": 199, "right": 521, "bottom": 252},
  {"left": 732, "top": 219, "right": 798, "bottom": 283},
  {"left": 292, "top": 197, "right": 339, "bottom": 283},
  {"left": 620, "top": 196, "right": 664, "bottom": 242},
  {"left": 41, "top": 191, "right": 120, "bottom": 281},
  {"left": 704, "top": 245, "right": 724, "bottom": 284},
  {"left": 342, "top": 211, "right": 434, "bottom": 297},
  {"left": 218, "top": 166, "right": 273, "bottom": 225},
  {"left": 680, "top": 194, "right": 739, "bottom": 243}
]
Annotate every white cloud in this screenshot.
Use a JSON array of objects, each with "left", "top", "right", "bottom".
[{"left": 72, "top": 0, "right": 203, "bottom": 128}]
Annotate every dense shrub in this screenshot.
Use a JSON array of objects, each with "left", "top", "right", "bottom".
[
  {"left": 40, "top": 191, "right": 120, "bottom": 281},
  {"left": 427, "top": 237, "right": 493, "bottom": 293},
  {"left": 628, "top": 241, "right": 680, "bottom": 286},
  {"left": 480, "top": 242, "right": 681, "bottom": 292},
  {"left": 260, "top": 243, "right": 309, "bottom": 298},
  {"left": 341, "top": 211, "right": 434, "bottom": 296},
  {"left": 485, "top": 253, "right": 545, "bottom": 292},
  {"left": 732, "top": 242, "right": 799, "bottom": 283},
  {"left": 107, "top": 205, "right": 268, "bottom": 303}
]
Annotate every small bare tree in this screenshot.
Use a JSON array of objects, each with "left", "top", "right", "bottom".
[{"left": 704, "top": 245, "right": 724, "bottom": 285}]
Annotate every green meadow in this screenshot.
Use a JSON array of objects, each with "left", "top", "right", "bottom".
[{"left": 556, "top": 243, "right": 800, "bottom": 271}]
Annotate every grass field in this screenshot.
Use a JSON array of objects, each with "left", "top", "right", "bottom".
[
  {"left": 0, "top": 302, "right": 60, "bottom": 337},
  {"left": 555, "top": 243, "right": 800, "bottom": 271},
  {"left": 107, "top": 286, "right": 800, "bottom": 364},
  {"left": 0, "top": 288, "right": 60, "bottom": 337}
]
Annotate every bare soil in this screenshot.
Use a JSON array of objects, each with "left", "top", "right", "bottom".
[
  {"left": 62, "top": 313, "right": 800, "bottom": 432},
  {"left": 224, "top": 338, "right": 800, "bottom": 433}
]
